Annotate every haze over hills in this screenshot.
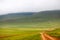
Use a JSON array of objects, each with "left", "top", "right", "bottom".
[{"left": 0, "top": 10, "right": 60, "bottom": 22}]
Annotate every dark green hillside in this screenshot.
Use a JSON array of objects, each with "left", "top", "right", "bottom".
[
  {"left": 0, "top": 12, "right": 35, "bottom": 21},
  {"left": 0, "top": 10, "right": 60, "bottom": 22},
  {"left": 35, "top": 10, "right": 60, "bottom": 18},
  {"left": 0, "top": 10, "right": 60, "bottom": 28}
]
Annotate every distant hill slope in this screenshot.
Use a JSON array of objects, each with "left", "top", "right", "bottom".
[
  {"left": 0, "top": 10, "right": 60, "bottom": 22},
  {"left": 36, "top": 10, "right": 60, "bottom": 18},
  {"left": 32, "top": 10, "right": 60, "bottom": 22},
  {"left": 0, "top": 12, "right": 35, "bottom": 21}
]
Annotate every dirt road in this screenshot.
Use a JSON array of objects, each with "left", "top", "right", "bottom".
[{"left": 40, "top": 32, "right": 60, "bottom": 40}]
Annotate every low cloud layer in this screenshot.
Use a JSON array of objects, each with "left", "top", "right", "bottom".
[{"left": 0, "top": 0, "right": 60, "bottom": 15}]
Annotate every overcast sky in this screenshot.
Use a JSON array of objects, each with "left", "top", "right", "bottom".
[{"left": 0, "top": 0, "right": 60, "bottom": 15}]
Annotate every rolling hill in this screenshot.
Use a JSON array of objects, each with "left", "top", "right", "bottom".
[
  {"left": 0, "top": 10, "right": 60, "bottom": 28},
  {"left": 0, "top": 10, "right": 60, "bottom": 22}
]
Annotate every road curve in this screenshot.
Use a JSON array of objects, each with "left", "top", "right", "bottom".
[{"left": 40, "top": 32, "right": 60, "bottom": 40}]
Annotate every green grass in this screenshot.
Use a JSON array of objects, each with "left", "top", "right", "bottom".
[
  {"left": 0, "top": 28, "right": 60, "bottom": 40},
  {"left": 0, "top": 20, "right": 60, "bottom": 28},
  {"left": 0, "top": 20, "right": 60, "bottom": 40},
  {"left": 46, "top": 28, "right": 60, "bottom": 38},
  {"left": 0, "top": 28, "right": 42, "bottom": 40}
]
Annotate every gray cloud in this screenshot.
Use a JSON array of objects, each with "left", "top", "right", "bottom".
[{"left": 0, "top": 0, "right": 60, "bottom": 15}]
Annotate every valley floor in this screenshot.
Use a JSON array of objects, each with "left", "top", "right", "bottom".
[{"left": 0, "top": 28, "right": 60, "bottom": 40}]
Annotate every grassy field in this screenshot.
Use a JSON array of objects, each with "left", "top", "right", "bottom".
[
  {"left": 0, "top": 20, "right": 60, "bottom": 28},
  {"left": 0, "top": 28, "right": 60, "bottom": 40},
  {"left": 46, "top": 28, "right": 60, "bottom": 38},
  {"left": 0, "top": 20, "right": 60, "bottom": 40},
  {"left": 0, "top": 28, "right": 42, "bottom": 40}
]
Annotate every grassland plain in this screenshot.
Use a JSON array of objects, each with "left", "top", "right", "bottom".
[
  {"left": 0, "top": 28, "right": 42, "bottom": 40},
  {"left": 0, "top": 20, "right": 60, "bottom": 40},
  {"left": 0, "top": 19, "right": 60, "bottom": 28},
  {"left": 0, "top": 28, "right": 60, "bottom": 40}
]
